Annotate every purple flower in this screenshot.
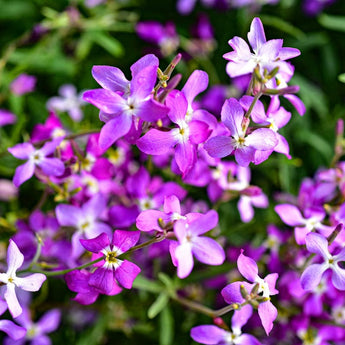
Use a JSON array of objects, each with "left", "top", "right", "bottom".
[
  {"left": 80, "top": 230, "right": 141, "bottom": 293},
  {"left": 301, "top": 232, "right": 345, "bottom": 291},
  {"left": 55, "top": 193, "right": 112, "bottom": 258},
  {"left": 274, "top": 204, "right": 333, "bottom": 245},
  {"left": 0, "top": 110, "right": 16, "bottom": 127},
  {"left": 0, "top": 240, "right": 46, "bottom": 318},
  {"left": 47, "top": 84, "right": 85, "bottom": 122},
  {"left": 6, "top": 307, "right": 61, "bottom": 345},
  {"left": 223, "top": 17, "right": 300, "bottom": 81},
  {"left": 136, "top": 21, "right": 179, "bottom": 57},
  {"left": 10, "top": 74, "right": 36, "bottom": 96},
  {"left": 204, "top": 98, "right": 277, "bottom": 166},
  {"left": 137, "top": 89, "right": 211, "bottom": 177},
  {"left": 8, "top": 139, "right": 65, "bottom": 187},
  {"left": 169, "top": 210, "right": 225, "bottom": 278},
  {"left": 221, "top": 250, "right": 279, "bottom": 335},
  {"left": 83, "top": 54, "right": 168, "bottom": 150},
  {"left": 191, "top": 305, "right": 261, "bottom": 345},
  {"left": 0, "top": 320, "right": 26, "bottom": 342}
]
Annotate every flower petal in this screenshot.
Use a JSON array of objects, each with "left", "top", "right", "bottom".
[
  {"left": 114, "top": 260, "right": 141, "bottom": 289},
  {"left": 15, "top": 273, "right": 46, "bottom": 291},
  {"left": 192, "top": 237, "right": 225, "bottom": 266},
  {"left": 237, "top": 250, "right": 258, "bottom": 282},
  {"left": 258, "top": 301, "right": 277, "bottom": 335},
  {"left": 190, "top": 325, "right": 229, "bottom": 345},
  {"left": 300, "top": 263, "right": 328, "bottom": 291}
]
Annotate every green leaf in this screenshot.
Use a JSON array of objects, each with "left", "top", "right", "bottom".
[
  {"left": 76, "top": 313, "right": 107, "bottom": 345},
  {"left": 319, "top": 14, "right": 345, "bottom": 32},
  {"left": 89, "top": 31, "right": 124, "bottom": 57},
  {"left": 76, "top": 34, "right": 94, "bottom": 61},
  {"left": 0, "top": 0, "right": 35, "bottom": 20},
  {"left": 132, "top": 275, "right": 162, "bottom": 293},
  {"left": 148, "top": 293, "right": 169, "bottom": 319},
  {"left": 159, "top": 306, "right": 174, "bottom": 345}
]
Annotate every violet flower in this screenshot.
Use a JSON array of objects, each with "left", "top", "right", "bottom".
[
  {"left": 55, "top": 193, "right": 112, "bottom": 258},
  {"left": 8, "top": 139, "right": 65, "bottom": 187},
  {"left": 137, "top": 89, "right": 211, "bottom": 177},
  {"left": 47, "top": 84, "right": 85, "bottom": 122},
  {"left": 136, "top": 21, "right": 179, "bottom": 57},
  {"left": 80, "top": 230, "right": 141, "bottom": 293},
  {"left": 274, "top": 204, "right": 333, "bottom": 245},
  {"left": 221, "top": 250, "right": 279, "bottom": 335},
  {"left": 191, "top": 305, "right": 261, "bottom": 345},
  {"left": 301, "top": 232, "right": 345, "bottom": 291},
  {"left": 0, "top": 240, "right": 46, "bottom": 318},
  {"left": 169, "top": 210, "right": 225, "bottom": 279},
  {"left": 0, "top": 320, "right": 26, "bottom": 342},
  {"left": 83, "top": 54, "right": 168, "bottom": 150},
  {"left": 223, "top": 17, "right": 300, "bottom": 81},
  {"left": 204, "top": 98, "right": 277, "bottom": 166},
  {"left": 5, "top": 307, "right": 61, "bottom": 345},
  {"left": 0, "top": 110, "right": 16, "bottom": 127},
  {"left": 10, "top": 74, "right": 36, "bottom": 96}
]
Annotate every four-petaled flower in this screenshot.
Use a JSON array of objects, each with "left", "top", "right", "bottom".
[{"left": 0, "top": 240, "right": 46, "bottom": 318}]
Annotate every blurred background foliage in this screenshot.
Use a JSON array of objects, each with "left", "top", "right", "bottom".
[{"left": 0, "top": 0, "right": 345, "bottom": 344}]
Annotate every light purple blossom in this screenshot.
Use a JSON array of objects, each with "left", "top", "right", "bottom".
[
  {"left": 55, "top": 193, "right": 112, "bottom": 258},
  {"left": 47, "top": 84, "right": 85, "bottom": 122},
  {"left": 169, "top": 210, "right": 225, "bottom": 278},
  {"left": 274, "top": 204, "right": 333, "bottom": 245},
  {"left": 223, "top": 17, "right": 300, "bottom": 82},
  {"left": 204, "top": 98, "right": 278, "bottom": 166},
  {"left": 10, "top": 74, "right": 36, "bottom": 96},
  {"left": 80, "top": 230, "right": 141, "bottom": 293},
  {"left": 0, "top": 240, "right": 46, "bottom": 318},
  {"left": 301, "top": 232, "right": 345, "bottom": 291},
  {"left": 8, "top": 139, "right": 65, "bottom": 187},
  {"left": 5, "top": 307, "right": 61, "bottom": 345}
]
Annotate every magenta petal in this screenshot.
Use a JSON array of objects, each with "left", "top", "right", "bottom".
[
  {"left": 115, "top": 260, "right": 141, "bottom": 289},
  {"left": 39, "top": 138, "right": 63, "bottom": 156},
  {"left": 37, "top": 309, "right": 61, "bottom": 333},
  {"left": 232, "top": 304, "right": 253, "bottom": 330},
  {"left": 235, "top": 146, "right": 255, "bottom": 167},
  {"left": 136, "top": 210, "right": 168, "bottom": 232},
  {"left": 221, "top": 98, "right": 244, "bottom": 136},
  {"left": 163, "top": 195, "right": 181, "bottom": 214},
  {"left": 0, "top": 320, "right": 26, "bottom": 340},
  {"left": 175, "top": 141, "right": 195, "bottom": 177},
  {"left": 274, "top": 204, "right": 305, "bottom": 226},
  {"left": 130, "top": 65, "right": 157, "bottom": 99},
  {"left": 258, "top": 301, "right": 277, "bottom": 335},
  {"left": 91, "top": 65, "right": 129, "bottom": 92},
  {"left": 55, "top": 204, "right": 82, "bottom": 227},
  {"left": 38, "top": 158, "right": 65, "bottom": 176},
  {"left": 182, "top": 70, "right": 209, "bottom": 105},
  {"left": 8, "top": 143, "right": 34, "bottom": 159},
  {"left": 264, "top": 273, "right": 279, "bottom": 295},
  {"left": 166, "top": 90, "right": 188, "bottom": 124},
  {"left": 112, "top": 230, "right": 140, "bottom": 253},
  {"left": 300, "top": 263, "right": 328, "bottom": 291},
  {"left": 190, "top": 325, "right": 228, "bottom": 345},
  {"left": 137, "top": 99, "right": 168, "bottom": 122},
  {"left": 175, "top": 243, "right": 194, "bottom": 279},
  {"left": 189, "top": 120, "right": 211, "bottom": 144},
  {"left": 130, "top": 54, "right": 159, "bottom": 76},
  {"left": 192, "top": 237, "right": 225, "bottom": 266},
  {"left": 248, "top": 17, "right": 266, "bottom": 53},
  {"left": 221, "top": 281, "right": 253, "bottom": 304},
  {"left": 13, "top": 161, "right": 35, "bottom": 187},
  {"left": 204, "top": 136, "right": 233, "bottom": 158},
  {"left": 80, "top": 233, "right": 110, "bottom": 253},
  {"left": 83, "top": 89, "right": 125, "bottom": 114},
  {"left": 136, "top": 129, "right": 177, "bottom": 155},
  {"left": 245, "top": 128, "right": 278, "bottom": 150},
  {"left": 99, "top": 114, "right": 132, "bottom": 150},
  {"left": 237, "top": 251, "right": 258, "bottom": 282},
  {"left": 189, "top": 210, "right": 218, "bottom": 236},
  {"left": 240, "top": 96, "right": 267, "bottom": 123},
  {"left": 305, "top": 232, "right": 330, "bottom": 258},
  {"left": 82, "top": 193, "right": 107, "bottom": 219},
  {"left": 284, "top": 94, "right": 306, "bottom": 116},
  {"left": 89, "top": 267, "right": 114, "bottom": 294}
]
